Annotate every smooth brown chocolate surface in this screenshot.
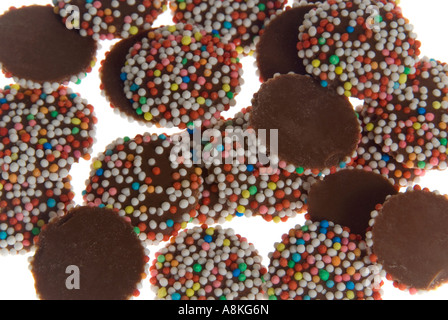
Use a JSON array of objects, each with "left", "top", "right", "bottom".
[
  {"left": 307, "top": 169, "right": 397, "bottom": 236},
  {"left": 30, "top": 206, "right": 147, "bottom": 300},
  {"left": 100, "top": 31, "right": 149, "bottom": 117},
  {"left": 372, "top": 190, "right": 448, "bottom": 290},
  {"left": 255, "top": 5, "right": 315, "bottom": 82},
  {"left": 249, "top": 74, "right": 360, "bottom": 170},
  {"left": 0, "top": 5, "right": 97, "bottom": 84}
]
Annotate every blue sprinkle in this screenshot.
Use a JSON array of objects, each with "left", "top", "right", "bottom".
[
  {"left": 296, "top": 239, "right": 305, "bottom": 245},
  {"left": 223, "top": 21, "right": 232, "bottom": 29},
  {"left": 346, "top": 281, "right": 355, "bottom": 290},
  {"left": 70, "top": 93, "right": 78, "bottom": 99},
  {"left": 99, "top": 204, "right": 105, "bottom": 208},
  {"left": 319, "top": 227, "right": 328, "bottom": 234},
  {"left": 236, "top": 211, "right": 244, "bottom": 217},
  {"left": 381, "top": 154, "right": 390, "bottom": 162},
  {"left": 120, "top": 73, "right": 127, "bottom": 81},
  {"left": 159, "top": 134, "right": 167, "bottom": 140},
  {"left": 182, "top": 76, "right": 190, "bottom": 83},
  {"left": 332, "top": 237, "right": 341, "bottom": 244},
  {"left": 303, "top": 295, "right": 311, "bottom": 300},
  {"left": 166, "top": 219, "right": 174, "bottom": 228},
  {"left": 232, "top": 269, "right": 241, "bottom": 277},
  {"left": 204, "top": 235, "right": 213, "bottom": 243},
  {"left": 43, "top": 142, "right": 52, "bottom": 150},
  {"left": 326, "top": 280, "right": 335, "bottom": 288},
  {"left": 47, "top": 198, "right": 56, "bottom": 208},
  {"left": 292, "top": 253, "right": 301, "bottom": 263},
  {"left": 339, "top": 161, "right": 347, "bottom": 168},
  {"left": 0, "top": 231, "right": 6, "bottom": 240},
  {"left": 246, "top": 164, "right": 254, "bottom": 172},
  {"left": 40, "top": 93, "right": 47, "bottom": 100},
  {"left": 132, "top": 182, "right": 140, "bottom": 190},
  {"left": 172, "top": 293, "right": 181, "bottom": 300},
  {"left": 82, "top": 190, "right": 87, "bottom": 196},
  {"left": 212, "top": 29, "right": 219, "bottom": 35},
  {"left": 321, "top": 80, "right": 328, "bottom": 88},
  {"left": 96, "top": 168, "right": 104, "bottom": 176},
  {"left": 106, "top": 149, "right": 113, "bottom": 156},
  {"left": 130, "top": 83, "right": 140, "bottom": 92},
  {"left": 417, "top": 107, "right": 426, "bottom": 115},
  {"left": 393, "top": 82, "right": 400, "bottom": 89},
  {"left": 217, "top": 144, "right": 224, "bottom": 152},
  {"left": 320, "top": 220, "right": 329, "bottom": 228},
  {"left": 0, "top": 98, "right": 6, "bottom": 104},
  {"left": 346, "top": 26, "right": 355, "bottom": 33}
]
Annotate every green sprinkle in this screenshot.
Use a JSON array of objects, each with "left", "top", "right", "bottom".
[
  {"left": 27, "top": 114, "right": 35, "bottom": 120},
  {"left": 157, "top": 255, "right": 165, "bottom": 263},
  {"left": 239, "top": 263, "right": 247, "bottom": 272},
  {"left": 219, "top": 295, "right": 227, "bottom": 300},
  {"left": 31, "top": 227, "right": 40, "bottom": 236},
  {"left": 288, "top": 260, "right": 295, "bottom": 268},
  {"left": 418, "top": 161, "right": 426, "bottom": 169},
  {"left": 50, "top": 111, "right": 59, "bottom": 118},
  {"left": 226, "top": 92, "right": 234, "bottom": 99},
  {"left": 71, "top": 127, "right": 80, "bottom": 135},
  {"left": 258, "top": 3, "right": 266, "bottom": 11},
  {"left": 248, "top": 185, "right": 258, "bottom": 195},
  {"left": 238, "top": 273, "right": 247, "bottom": 282},
  {"left": 296, "top": 167, "right": 304, "bottom": 174},
  {"left": 318, "top": 37, "right": 326, "bottom": 45},
  {"left": 269, "top": 295, "right": 277, "bottom": 300},
  {"left": 441, "top": 138, "right": 448, "bottom": 146},
  {"left": 139, "top": 97, "right": 147, "bottom": 105},
  {"left": 329, "top": 55, "right": 340, "bottom": 65},
  {"left": 319, "top": 269, "right": 330, "bottom": 281},
  {"left": 374, "top": 15, "right": 383, "bottom": 23},
  {"left": 136, "top": 107, "right": 143, "bottom": 115},
  {"left": 133, "top": 226, "right": 140, "bottom": 235},
  {"left": 193, "top": 263, "right": 202, "bottom": 272},
  {"left": 123, "top": 136, "right": 130, "bottom": 142}
]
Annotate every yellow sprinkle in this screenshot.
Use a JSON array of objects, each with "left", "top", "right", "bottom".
[
  {"left": 333, "top": 242, "right": 341, "bottom": 250},
  {"left": 144, "top": 112, "right": 153, "bottom": 121},
  {"left": 267, "top": 288, "right": 275, "bottom": 296},
  {"left": 181, "top": 221, "right": 188, "bottom": 229},
  {"left": 223, "top": 239, "right": 231, "bottom": 246},
  {"left": 241, "top": 190, "right": 250, "bottom": 199},
  {"left": 413, "top": 122, "right": 421, "bottom": 130},
  {"left": 0, "top": 183, "right": 3, "bottom": 191},
  {"left": 71, "top": 118, "right": 81, "bottom": 125},
  {"left": 294, "top": 272, "right": 303, "bottom": 281},
  {"left": 197, "top": 97, "right": 205, "bottom": 105},
  {"left": 11, "top": 153, "right": 18, "bottom": 161},
  {"left": 129, "top": 26, "right": 139, "bottom": 35},
  {"left": 237, "top": 205, "right": 245, "bottom": 213},
  {"left": 267, "top": 182, "right": 277, "bottom": 190},
  {"left": 433, "top": 101, "right": 441, "bottom": 110},
  {"left": 276, "top": 243, "right": 285, "bottom": 252},
  {"left": 154, "top": 70, "right": 161, "bottom": 77},
  {"left": 38, "top": 138, "right": 48, "bottom": 145},
  {"left": 93, "top": 160, "right": 102, "bottom": 169},
  {"left": 311, "top": 59, "right": 321, "bottom": 68},
  {"left": 106, "top": 204, "right": 113, "bottom": 209},
  {"left": 344, "top": 82, "right": 352, "bottom": 90},
  {"left": 181, "top": 35, "right": 192, "bottom": 46},
  {"left": 225, "top": 215, "right": 233, "bottom": 222},
  {"left": 11, "top": 84, "right": 20, "bottom": 90},
  {"left": 236, "top": 46, "right": 244, "bottom": 55},
  {"left": 179, "top": 2, "right": 186, "bottom": 10},
  {"left": 194, "top": 32, "right": 203, "bottom": 41},
  {"left": 344, "top": 91, "right": 352, "bottom": 97},
  {"left": 125, "top": 206, "right": 134, "bottom": 214},
  {"left": 192, "top": 283, "right": 201, "bottom": 291},
  {"left": 346, "top": 290, "right": 355, "bottom": 299},
  {"left": 171, "top": 83, "right": 179, "bottom": 91},
  {"left": 365, "top": 123, "right": 374, "bottom": 131},
  {"left": 37, "top": 219, "right": 45, "bottom": 227},
  {"left": 335, "top": 66, "right": 343, "bottom": 75},
  {"left": 167, "top": 25, "right": 177, "bottom": 33},
  {"left": 273, "top": 216, "right": 281, "bottom": 223},
  {"left": 205, "top": 227, "right": 215, "bottom": 236},
  {"left": 399, "top": 74, "right": 407, "bottom": 84},
  {"left": 222, "top": 84, "right": 230, "bottom": 92},
  {"left": 157, "top": 287, "right": 167, "bottom": 299}
]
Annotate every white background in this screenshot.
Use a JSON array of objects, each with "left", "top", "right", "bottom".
[{"left": 0, "top": 0, "right": 448, "bottom": 300}]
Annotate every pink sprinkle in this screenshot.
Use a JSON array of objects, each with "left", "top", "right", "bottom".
[
  {"left": 212, "top": 267, "right": 218, "bottom": 275},
  {"left": 204, "top": 285, "right": 213, "bottom": 293},
  {"left": 259, "top": 205, "right": 268, "bottom": 215},
  {"left": 64, "top": 145, "right": 72, "bottom": 153},
  {"left": 124, "top": 16, "right": 133, "bottom": 24},
  {"left": 202, "top": 190, "right": 210, "bottom": 198},
  {"left": 94, "top": 198, "right": 102, "bottom": 206},
  {"left": 162, "top": 58, "right": 170, "bottom": 66},
  {"left": 55, "top": 144, "right": 63, "bottom": 151},
  {"left": 180, "top": 69, "right": 188, "bottom": 77},
  {"left": 144, "top": 135, "right": 151, "bottom": 142},
  {"left": 107, "top": 34, "right": 115, "bottom": 41},
  {"left": 213, "top": 280, "right": 221, "bottom": 288},
  {"left": 5, "top": 183, "right": 12, "bottom": 191},
  {"left": 24, "top": 203, "right": 33, "bottom": 211},
  {"left": 28, "top": 120, "right": 36, "bottom": 127},
  {"left": 381, "top": 49, "right": 390, "bottom": 56},
  {"left": 179, "top": 83, "right": 188, "bottom": 90},
  {"left": 302, "top": 233, "right": 310, "bottom": 241},
  {"left": 115, "top": 160, "right": 123, "bottom": 168},
  {"left": 334, "top": 275, "right": 342, "bottom": 283},
  {"left": 378, "top": 92, "right": 387, "bottom": 100},
  {"left": 398, "top": 141, "right": 407, "bottom": 149},
  {"left": 150, "top": 48, "right": 158, "bottom": 55},
  {"left": 340, "top": 245, "right": 348, "bottom": 253},
  {"left": 322, "top": 255, "right": 332, "bottom": 264},
  {"left": 109, "top": 187, "right": 117, "bottom": 196},
  {"left": 385, "top": 57, "right": 395, "bottom": 65},
  {"left": 278, "top": 160, "right": 287, "bottom": 169},
  {"left": 16, "top": 213, "right": 23, "bottom": 221},
  {"left": 203, "top": 120, "right": 211, "bottom": 127},
  {"left": 197, "top": 77, "right": 206, "bottom": 85},
  {"left": 271, "top": 275, "right": 280, "bottom": 285},
  {"left": 347, "top": 242, "right": 356, "bottom": 251},
  {"left": 307, "top": 255, "right": 315, "bottom": 265},
  {"left": 310, "top": 267, "right": 318, "bottom": 276},
  {"left": 14, "top": 123, "right": 23, "bottom": 130},
  {"left": 342, "top": 274, "right": 351, "bottom": 282},
  {"left": 353, "top": 273, "right": 361, "bottom": 281},
  {"left": 99, "top": 34, "right": 107, "bottom": 41},
  {"left": 380, "top": 168, "right": 390, "bottom": 175},
  {"left": 202, "top": 242, "right": 210, "bottom": 251},
  {"left": 430, "top": 157, "right": 439, "bottom": 166},
  {"left": 93, "top": 1, "right": 102, "bottom": 9},
  {"left": 426, "top": 113, "right": 435, "bottom": 122},
  {"left": 341, "top": 238, "right": 349, "bottom": 245}
]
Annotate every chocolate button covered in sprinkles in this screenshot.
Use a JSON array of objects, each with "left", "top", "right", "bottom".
[
  {"left": 121, "top": 23, "right": 244, "bottom": 129},
  {"left": 83, "top": 132, "right": 203, "bottom": 246},
  {"left": 297, "top": 0, "right": 421, "bottom": 100},
  {"left": 0, "top": 5, "right": 98, "bottom": 92},
  {"left": 30, "top": 206, "right": 148, "bottom": 300},
  {"left": 53, "top": 0, "right": 166, "bottom": 40},
  {"left": 264, "top": 220, "right": 383, "bottom": 300},
  {"left": 150, "top": 224, "right": 267, "bottom": 300}
]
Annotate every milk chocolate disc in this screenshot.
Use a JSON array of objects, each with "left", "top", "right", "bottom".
[
  {"left": 249, "top": 74, "right": 360, "bottom": 170},
  {"left": 307, "top": 169, "right": 397, "bottom": 236},
  {"left": 369, "top": 188, "right": 448, "bottom": 291},
  {"left": 0, "top": 5, "right": 98, "bottom": 89},
  {"left": 30, "top": 206, "right": 147, "bottom": 300},
  {"left": 255, "top": 5, "right": 315, "bottom": 82},
  {"left": 100, "top": 31, "right": 149, "bottom": 118}
]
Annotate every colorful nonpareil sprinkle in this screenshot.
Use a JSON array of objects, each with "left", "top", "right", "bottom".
[
  {"left": 170, "top": 0, "right": 287, "bottom": 55},
  {"left": 121, "top": 23, "right": 243, "bottom": 129},
  {"left": 297, "top": 0, "right": 421, "bottom": 100},
  {"left": 53, "top": 0, "right": 167, "bottom": 40},
  {"left": 361, "top": 57, "right": 448, "bottom": 170},
  {"left": 150, "top": 224, "right": 267, "bottom": 300},
  {"left": 265, "top": 220, "right": 383, "bottom": 300},
  {"left": 83, "top": 132, "right": 203, "bottom": 246}
]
